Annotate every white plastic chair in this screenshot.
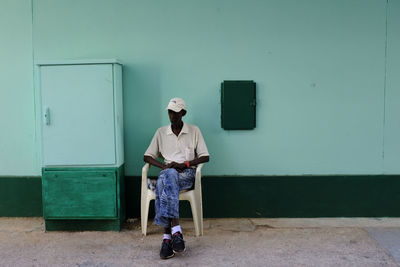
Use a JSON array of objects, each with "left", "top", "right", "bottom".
[{"left": 141, "top": 163, "right": 204, "bottom": 237}]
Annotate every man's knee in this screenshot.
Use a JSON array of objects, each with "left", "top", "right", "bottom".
[
  {"left": 158, "top": 168, "right": 179, "bottom": 186},
  {"left": 156, "top": 176, "right": 164, "bottom": 189},
  {"left": 164, "top": 168, "right": 179, "bottom": 176}
]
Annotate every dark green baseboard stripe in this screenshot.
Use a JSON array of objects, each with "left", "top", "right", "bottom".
[
  {"left": 126, "top": 175, "right": 400, "bottom": 218},
  {"left": 2, "top": 175, "right": 400, "bottom": 218},
  {"left": 203, "top": 175, "right": 400, "bottom": 218},
  {"left": 0, "top": 177, "right": 42, "bottom": 217}
]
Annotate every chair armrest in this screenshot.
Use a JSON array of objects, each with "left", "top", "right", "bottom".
[
  {"left": 141, "top": 163, "right": 150, "bottom": 192},
  {"left": 142, "top": 163, "right": 150, "bottom": 175},
  {"left": 196, "top": 163, "right": 203, "bottom": 175},
  {"left": 195, "top": 163, "right": 204, "bottom": 189}
]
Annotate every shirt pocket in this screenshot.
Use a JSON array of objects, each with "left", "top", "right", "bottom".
[{"left": 185, "top": 147, "right": 195, "bottom": 161}]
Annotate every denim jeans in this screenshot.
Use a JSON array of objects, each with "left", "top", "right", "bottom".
[{"left": 154, "top": 168, "right": 196, "bottom": 228}]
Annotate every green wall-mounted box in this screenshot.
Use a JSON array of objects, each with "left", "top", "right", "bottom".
[{"left": 221, "top": 80, "right": 256, "bottom": 130}]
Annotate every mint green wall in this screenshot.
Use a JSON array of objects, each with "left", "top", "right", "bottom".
[
  {"left": 1, "top": 0, "right": 399, "bottom": 176},
  {"left": 0, "top": 0, "right": 37, "bottom": 176},
  {"left": 384, "top": 0, "right": 400, "bottom": 174}
]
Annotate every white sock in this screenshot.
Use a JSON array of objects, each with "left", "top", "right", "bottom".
[
  {"left": 172, "top": 225, "right": 182, "bottom": 235},
  {"left": 163, "top": 234, "right": 171, "bottom": 240}
]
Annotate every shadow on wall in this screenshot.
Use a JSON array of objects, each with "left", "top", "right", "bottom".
[{"left": 122, "top": 63, "right": 162, "bottom": 176}]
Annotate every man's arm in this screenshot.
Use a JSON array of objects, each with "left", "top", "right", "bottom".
[
  {"left": 144, "top": 155, "right": 210, "bottom": 171},
  {"left": 144, "top": 155, "right": 165, "bottom": 169},
  {"left": 188, "top": 156, "right": 209, "bottom": 167},
  {"left": 167, "top": 156, "right": 210, "bottom": 171}
]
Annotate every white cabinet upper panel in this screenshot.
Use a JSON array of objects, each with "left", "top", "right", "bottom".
[{"left": 40, "top": 64, "right": 116, "bottom": 166}]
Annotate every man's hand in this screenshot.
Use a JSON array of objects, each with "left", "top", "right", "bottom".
[
  {"left": 144, "top": 155, "right": 210, "bottom": 172},
  {"left": 163, "top": 161, "right": 186, "bottom": 172}
]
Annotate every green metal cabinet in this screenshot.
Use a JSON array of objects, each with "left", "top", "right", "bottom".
[
  {"left": 42, "top": 169, "right": 118, "bottom": 219},
  {"left": 37, "top": 60, "right": 125, "bottom": 231},
  {"left": 221, "top": 80, "right": 256, "bottom": 130}
]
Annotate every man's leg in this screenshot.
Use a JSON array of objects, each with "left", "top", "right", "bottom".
[
  {"left": 155, "top": 168, "right": 196, "bottom": 224},
  {"left": 170, "top": 168, "right": 196, "bottom": 252},
  {"left": 155, "top": 168, "right": 196, "bottom": 256},
  {"left": 171, "top": 218, "right": 179, "bottom": 227},
  {"left": 155, "top": 168, "right": 180, "bottom": 259},
  {"left": 155, "top": 168, "right": 180, "bottom": 227}
]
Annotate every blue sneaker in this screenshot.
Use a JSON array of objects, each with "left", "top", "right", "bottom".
[
  {"left": 160, "top": 239, "right": 174, "bottom": 259},
  {"left": 172, "top": 232, "right": 185, "bottom": 252}
]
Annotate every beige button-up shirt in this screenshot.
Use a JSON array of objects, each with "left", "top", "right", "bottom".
[{"left": 144, "top": 123, "right": 209, "bottom": 164}]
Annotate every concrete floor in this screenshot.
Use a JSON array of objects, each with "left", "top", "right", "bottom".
[{"left": 1, "top": 218, "right": 400, "bottom": 266}]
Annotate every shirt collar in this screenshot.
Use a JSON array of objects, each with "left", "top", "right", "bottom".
[{"left": 166, "top": 123, "right": 188, "bottom": 135}]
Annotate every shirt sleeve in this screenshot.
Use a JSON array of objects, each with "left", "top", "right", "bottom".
[
  {"left": 144, "top": 129, "right": 160, "bottom": 159},
  {"left": 195, "top": 127, "right": 210, "bottom": 158}
]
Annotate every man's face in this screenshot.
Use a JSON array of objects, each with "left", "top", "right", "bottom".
[{"left": 168, "top": 109, "right": 185, "bottom": 124}]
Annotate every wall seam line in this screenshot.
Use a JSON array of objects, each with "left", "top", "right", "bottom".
[
  {"left": 382, "top": 0, "right": 388, "bottom": 173},
  {"left": 31, "top": 0, "right": 39, "bottom": 175}
]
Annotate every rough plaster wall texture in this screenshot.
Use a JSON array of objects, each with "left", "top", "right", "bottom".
[
  {"left": 0, "top": 0, "right": 37, "bottom": 176},
  {"left": 31, "top": 0, "right": 394, "bottom": 176}
]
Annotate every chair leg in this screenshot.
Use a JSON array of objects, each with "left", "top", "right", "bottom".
[
  {"left": 196, "top": 191, "right": 203, "bottom": 236},
  {"left": 199, "top": 194, "right": 203, "bottom": 236},
  {"left": 189, "top": 196, "right": 201, "bottom": 237},
  {"left": 141, "top": 196, "right": 150, "bottom": 236}
]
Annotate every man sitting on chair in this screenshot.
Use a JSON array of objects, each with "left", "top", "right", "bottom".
[{"left": 144, "top": 97, "right": 210, "bottom": 259}]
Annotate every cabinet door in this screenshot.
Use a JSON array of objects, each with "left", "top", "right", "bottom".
[
  {"left": 40, "top": 64, "right": 116, "bottom": 166},
  {"left": 42, "top": 170, "right": 117, "bottom": 219}
]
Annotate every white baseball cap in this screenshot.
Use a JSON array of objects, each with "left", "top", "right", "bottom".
[{"left": 165, "top": 97, "right": 186, "bottom": 112}]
